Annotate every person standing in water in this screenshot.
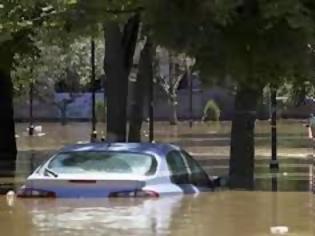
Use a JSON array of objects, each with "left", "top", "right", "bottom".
[
  {"left": 308, "top": 114, "right": 315, "bottom": 139},
  {"left": 307, "top": 114, "right": 315, "bottom": 157}
]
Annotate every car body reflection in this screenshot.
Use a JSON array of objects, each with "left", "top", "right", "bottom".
[
  {"left": 17, "top": 195, "right": 186, "bottom": 235},
  {"left": 2, "top": 191, "right": 315, "bottom": 236}
]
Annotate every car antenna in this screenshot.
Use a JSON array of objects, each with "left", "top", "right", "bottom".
[
  {"left": 104, "top": 133, "right": 117, "bottom": 147},
  {"left": 99, "top": 131, "right": 111, "bottom": 146},
  {"left": 101, "top": 137, "right": 112, "bottom": 147}
]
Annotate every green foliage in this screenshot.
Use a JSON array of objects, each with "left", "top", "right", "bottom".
[
  {"left": 0, "top": 0, "right": 82, "bottom": 71},
  {"left": 0, "top": 0, "right": 140, "bottom": 71},
  {"left": 256, "top": 100, "right": 269, "bottom": 120},
  {"left": 12, "top": 34, "right": 104, "bottom": 96},
  {"left": 285, "top": 81, "right": 315, "bottom": 107},
  {"left": 95, "top": 100, "right": 106, "bottom": 123},
  {"left": 202, "top": 100, "right": 221, "bottom": 122},
  {"left": 145, "top": 0, "right": 315, "bottom": 89},
  {"left": 0, "top": 0, "right": 143, "bottom": 82}
]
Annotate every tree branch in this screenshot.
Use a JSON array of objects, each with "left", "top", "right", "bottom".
[
  {"left": 156, "top": 75, "right": 173, "bottom": 100},
  {"left": 174, "top": 74, "right": 184, "bottom": 90},
  {"left": 5, "top": 5, "right": 144, "bottom": 37},
  {"left": 105, "top": 7, "right": 144, "bottom": 14},
  {"left": 156, "top": 75, "right": 169, "bottom": 93}
]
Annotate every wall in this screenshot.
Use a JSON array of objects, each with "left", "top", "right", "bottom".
[
  {"left": 14, "top": 93, "right": 105, "bottom": 121},
  {"left": 14, "top": 88, "right": 234, "bottom": 121}
]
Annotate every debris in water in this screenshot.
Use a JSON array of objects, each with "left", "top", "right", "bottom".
[
  {"left": 34, "top": 125, "right": 43, "bottom": 132},
  {"left": 37, "top": 132, "right": 46, "bottom": 137},
  {"left": 6, "top": 190, "right": 16, "bottom": 207},
  {"left": 270, "top": 226, "right": 289, "bottom": 235},
  {"left": 77, "top": 141, "right": 89, "bottom": 144}
]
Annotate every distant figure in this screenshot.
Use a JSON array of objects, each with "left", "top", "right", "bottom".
[
  {"left": 6, "top": 190, "right": 15, "bottom": 207},
  {"left": 307, "top": 113, "right": 315, "bottom": 157},
  {"left": 307, "top": 113, "right": 315, "bottom": 139}
]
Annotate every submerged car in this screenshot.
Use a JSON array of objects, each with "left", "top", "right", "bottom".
[{"left": 17, "top": 142, "right": 215, "bottom": 198}]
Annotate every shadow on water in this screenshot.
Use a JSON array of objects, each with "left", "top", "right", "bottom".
[
  {"left": 179, "top": 132, "right": 307, "bottom": 139},
  {"left": 255, "top": 157, "right": 315, "bottom": 192},
  {"left": 173, "top": 136, "right": 311, "bottom": 149},
  {"left": 0, "top": 150, "right": 53, "bottom": 194}
]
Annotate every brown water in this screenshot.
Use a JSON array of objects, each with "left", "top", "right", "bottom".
[
  {"left": 1, "top": 192, "right": 314, "bottom": 236},
  {"left": 0, "top": 121, "right": 314, "bottom": 235},
  {"left": 11, "top": 121, "right": 314, "bottom": 189}
]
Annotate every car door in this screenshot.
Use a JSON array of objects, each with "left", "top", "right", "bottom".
[
  {"left": 181, "top": 151, "right": 214, "bottom": 191},
  {"left": 166, "top": 151, "right": 197, "bottom": 194}
]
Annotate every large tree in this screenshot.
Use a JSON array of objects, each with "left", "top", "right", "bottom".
[
  {"left": 70, "top": 0, "right": 142, "bottom": 141},
  {"left": 2, "top": 0, "right": 144, "bottom": 150},
  {"left": 104, "top": 14, "right": 140, "bottom": 141},
  {"left": 128, "top": 37, "right": 153, "bottom": 142},
  {"left": 145, "top": 0, "right": 315, "bottom": 189},
  {"left": 0, "top": 0, "right": 42, "bottom": 174},
  {"left": 0, "top": 38, "right": 17, "bottom": 175},
  {"left": 0, "top": 0, "right": 94, "bottom": 173}
]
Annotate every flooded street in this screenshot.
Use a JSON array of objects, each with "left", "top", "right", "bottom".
[
  {"left": 0, "top": 121, "right": 314, "bottom": 235},
  {"left": 4, "top": 0, "right": 315, "bottom": 234},
  {"left": 0, "top": 192, "right": 314, "bottom": 236}
]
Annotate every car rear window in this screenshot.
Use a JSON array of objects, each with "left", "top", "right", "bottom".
[{"left": 47, "top": 151, "right": 157, "bottom": 176}]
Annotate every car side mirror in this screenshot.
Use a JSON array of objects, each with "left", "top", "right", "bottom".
[
  {"left": 210, "top": 176, "right": 221, "bottom": 187},
  {"left": 210, "top": 176, "right": 228, "bottom": 188}
]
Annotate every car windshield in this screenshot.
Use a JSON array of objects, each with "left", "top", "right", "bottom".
[{"left": 47, "top": 151, "right": 157, "bottom": 176}]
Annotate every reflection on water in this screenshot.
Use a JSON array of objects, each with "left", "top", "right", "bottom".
[
  {"left": 15, "top": 121, "right": 313, "bottom": 156},
  {"left": 0, "top": 121, "right": 312, "bottom": 193},
  {"left": 0, "top": 192, "right": 314, "bottom": 236},
  {"left": 0, "top": 121, "right": 313, "bottom": 235},
  {"left": 23, "top": 196, "right": 182, "bottom": 236}
]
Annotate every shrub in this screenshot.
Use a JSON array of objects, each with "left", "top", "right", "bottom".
[
  {"left": 95, "top": 100, "right": 106, "bottom": 123},
  {"left": 256, "top": 99, "right": 269, "bottom": 120},
  {"left": 202, "top": 100, "right": 221, "bottom": 122}
]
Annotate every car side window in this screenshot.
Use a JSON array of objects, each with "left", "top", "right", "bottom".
[
  {"left": 182, "top": 151, "right": 213, "bottom": 188},
  {"left": 166, "top": 151, "right": 190, "bottom": 184}
]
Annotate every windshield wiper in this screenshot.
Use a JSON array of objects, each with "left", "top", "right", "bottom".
[{"left": 44, "top": 168, "right": 59, "bottom": 178}]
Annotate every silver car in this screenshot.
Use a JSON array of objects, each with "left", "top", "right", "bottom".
[{"left": 17, "top": 142, "right": 215, "bottom": 198}]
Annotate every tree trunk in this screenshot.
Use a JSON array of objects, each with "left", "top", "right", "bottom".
[
  {"left": 128, "top": 40, "right": 153, "bottom": 142},
  {"left": 0, "top": 30, "right": 32, "bottom": 177},
  {"left": 60, "top": 102, "right": 67, "bottom": 126},
  {"left": 169, "top": 54, "right": 178, "bottom": 125},
  {"left": 0, "top": 69, "right": 17, "bottom": 176},
  {"left": 104, "top": 15, "right": 140, "bottom": 142},
  {"left": 170, "top": 95, "right": 178, "bottom": 125},
  {"left": 229, "top": 84, "right": 260, "bottom": 189}
]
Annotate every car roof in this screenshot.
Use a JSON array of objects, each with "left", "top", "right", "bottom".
[{"left": 58, "top": 142, "right": 181, "bottom": 158}]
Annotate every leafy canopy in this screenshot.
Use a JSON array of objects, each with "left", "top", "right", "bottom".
[
  {"left": 145, "top": 0, "right": 315, "bottom": 87},
  {"left": 12, "top": 35, "right": 104, "bottom": 96}
]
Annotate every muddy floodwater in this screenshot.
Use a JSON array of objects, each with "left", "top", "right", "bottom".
[
  {"left": 0, "top": 121, "right": 314, "bottom": 235},
  {"left": 0, "top": 192, "right": 314, "bottom": 236}
]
